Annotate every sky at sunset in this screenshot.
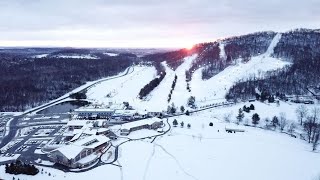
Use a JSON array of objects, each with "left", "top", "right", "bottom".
[{"left": 1, "top": 0, "right": 319, "bottom": 48}]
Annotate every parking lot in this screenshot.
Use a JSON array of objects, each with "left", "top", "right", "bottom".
[{"left": 0, "top": 120, "right": 67, "bottom": 164}]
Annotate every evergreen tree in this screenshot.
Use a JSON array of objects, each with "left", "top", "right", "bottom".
[
  {"left": 173, "top": 119, "right": 178, "bottom": 127},
  {"left": 180, "top": 121, "right": 184, "bottom": 127},
  {"left": 252, "top": 113, "right": 260, "bottom": 126},
  {"left": 236, "top": 108, "right": 244, "bottom": 124},
  {"left": 249, "top": 104, "right": 255, "bottom": 110},
  {"left": 170, "top": 103, "right": 177, "bottom": 114},
  {"left": 272, "top": 116, "right": 279, "bottom": 127},
  {"left": 180, "top": 106, "right": 185, "bottom": 113}
]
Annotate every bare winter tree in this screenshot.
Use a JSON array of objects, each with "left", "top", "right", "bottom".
[
  {"left": 304, "top": 108, "right": 319, "bottom": 144},
  {"left": 288, "top": 122, "right": 296, "bottom": 134},
  {"left": 313, "top": 128, "right": 320, "bottom": 151},
  {"left": 279, "top": 112, "right": 288, "bottom": 131},
  {"left": 295, "top": 105, "right": 308, "bottom": 126},
  {"left": 224, "top": 113, "right": 232, "bottom": 123}
]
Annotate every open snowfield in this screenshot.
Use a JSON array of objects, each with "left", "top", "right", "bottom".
[
  {"left": 2, "top": 102, "right": 320, "bottom": 180},
  {"left": 86, "top": 65, "right": 157, "bottom": 108},
  {"left": 54, "top": 54, "right": 99, "bottom": 59}
]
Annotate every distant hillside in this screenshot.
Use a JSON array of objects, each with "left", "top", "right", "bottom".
[
  {"left": 227, "top": 29, "right": 320, "bottom": 100},
  {"left": 0, "top": 55, "right": 135, "bottom": 111},
  {"left": 143, "top": 29, "right": 320, "bottom": 102}
]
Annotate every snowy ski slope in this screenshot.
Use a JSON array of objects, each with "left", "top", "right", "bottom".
[
  {"left": 86, "top": 66, "right": 157, "bottom": 106},
  {"left": 191, "top": 33, "right": 290, "bottom": 105}
]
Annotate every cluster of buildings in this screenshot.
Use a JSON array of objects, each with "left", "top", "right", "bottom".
[
  {"left": 45, "top": 116, "right": 164, "bottom": 169},
  {"left": 73, "top": 102, "right": 150, "bottom": 120}
]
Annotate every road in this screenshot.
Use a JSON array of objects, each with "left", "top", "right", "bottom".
[{"left": 0, "top": 66, "right": 134, "bottom": 149}]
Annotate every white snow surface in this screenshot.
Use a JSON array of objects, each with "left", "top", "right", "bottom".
[
  {"left": 191, "top": 33, "right": 289, "bottom": 105},
  {"left": 2, "top": 102, "right": 320, "bottom": 180},
  {"left": 170, "top": 54, "right": 197, "bottom": 108},
  {"left": 138, "top": 55, "right": 197, "bottom": 111},
  {"left": 86, "top": 66, "right": 157, "bottom": 108},
  {"left": 103, "top": 52, "right": 118, "bottom": 56},
  {"left": 54, "top": 54, "right": 99, "bottom": 59},
  {"left": 219, "top": 42, "right": 226, "bottom": 60},
  {"left": 33, "top": 54, "right": 48, "bottom": 58},
  {"left": 138, "top": 61, "right": 175, "bottom": 111}
]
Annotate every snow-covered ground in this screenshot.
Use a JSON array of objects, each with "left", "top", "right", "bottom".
[
  {"left": 103, "top": 52, "right": 118, "bottom": 56},
  {"left": 0, "top": 154, "right": 20, "bottom": 162},
  {"left": 191, "top": 33, "right": 290, "bottom": 106},
  {"left": 53, "top": 54, "right": 99, "bottom": 59},
  {"left": 138, "top": 62, "right": 175, "bottom": 111},
  {"left": 86, "top": 65, "right": 157, "bottom": 108},
  {"left": 138, "top": 55, "right": 197, "bottom": 111},
  {"left": 32, "top": 54, "right": 49, "bottom": 58},
  {"left": 2, "top": 101, "right": 320, "bottom": 180},
  {"left": 170, "top": 54, "right": 198, "bottom": 108},
  {"left": 25, "top": 66, "right": 132, "bottom": 115}
]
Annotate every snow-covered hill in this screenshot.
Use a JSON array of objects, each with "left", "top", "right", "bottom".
[
  {"left": 86, "top": 66, "right": 157, "bottom": 106},
  {"left": 85, "top": 33, "right": 289, "bottom": 112},
  {"left": 191, "top": 33, "right": 289, "bottom": 105}
]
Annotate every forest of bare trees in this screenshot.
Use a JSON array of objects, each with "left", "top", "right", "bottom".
[{"left": 0, "top": 53, "right": 134, "bottom": 111}]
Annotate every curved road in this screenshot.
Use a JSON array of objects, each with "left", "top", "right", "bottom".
[{"left": 0, "top": 66, "right": 134, "bottom": 149}]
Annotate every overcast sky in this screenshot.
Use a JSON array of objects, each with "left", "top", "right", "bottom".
[{"left": 0, "top": 0, "right": 319, "bottom": 48}]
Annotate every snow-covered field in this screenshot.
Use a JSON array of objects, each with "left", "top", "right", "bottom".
[
  {"left": 53, "top": 54, "right": 99, "bottom": 59},
  {"left": 2, "top": 102, "right": 320, "bottom": 180},
  {"left": 32, "top": 54, "right": 49, "bottom": 58},
  {"left": 103, "top": 52, "right": 118, "bottom": 56},
  {"left": 86, "top": 65, "right": 157, "bottom": 108}
]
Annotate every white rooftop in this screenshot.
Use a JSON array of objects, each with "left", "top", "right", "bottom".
[
  {"left": 74, "top": 108, "right": 114, "bottom": 112},
  {"left": 54, "top": 144, "right": 84, "bottom": 160},
  {"left": 53, "top": 135, "right": 110, "bottom": 160},
  {"left": 113, "top": 110, "right": 137, "bottom": 116},
  {"left": 121, "top": 118, "right": 162, "bottom": 130},
  {"left": 73, "top": 135, "right": 110, "bottom": 149},
  {"left": 67, "top": 120, "right": 89, "bottom": 127}
]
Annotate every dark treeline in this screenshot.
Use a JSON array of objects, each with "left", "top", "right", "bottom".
[
  {"left": 168, "top": 75, "right": 178, "bottom": 102},
  {"left": 142, "top": 49, "right": 191, "bottom": 70},
  {"left": 0, "top": 55, "right": 133, "bottom": 111},
  {"left": 5, "top": 160, "right": 39, "bottom": 175},
  {"left": 186, "top": 32, "right": 276, "bottom": 80},
  {"left": 227, "top": 29, "right": 320, "bottom": 101},
  {"left": 138, "top": 63, "right": 166, "bottom": 99},
  {"left": 224, "top": 31, "right": 275, "bottom": 61}
]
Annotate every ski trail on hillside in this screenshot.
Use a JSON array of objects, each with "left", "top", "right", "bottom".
[
  {"left": 140, "top": 62, "right": 175, "bottom": 111},
  {"left": 219, "top": 42, "right": 226, "bottom": 60},
  {"left": 170, "top": 54, "right": 197, "bottom": 107},
  {"left": 190, "top": 33, "right": 289, "bottom": 105},
  {"left": 265, "top": 33, "right": 282, "bottom": 56}
]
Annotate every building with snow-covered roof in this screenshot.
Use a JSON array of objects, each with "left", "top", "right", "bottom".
[
  {"left": 120, "top": 118, "right": 164, "bottom": 136},
  {"left": 112, "top": 110, "right": 138, "bottom": 120},
  {"left": 49, "top": 135, "right": 110, "bottom": 168},
  {"left": 74, "top": 108, "right": 114, "bottom": 119},
  {"left": 67, "top": 120, "right": 89, "bottom": 130}
]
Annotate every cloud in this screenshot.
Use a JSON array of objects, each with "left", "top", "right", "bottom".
[{"left": 0, "top": 0, "right": 319, "bottom": 47}]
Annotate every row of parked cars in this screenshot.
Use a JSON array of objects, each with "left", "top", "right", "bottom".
[{"left": 0, "top": 153, "right": 15, "bottom": 157}]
